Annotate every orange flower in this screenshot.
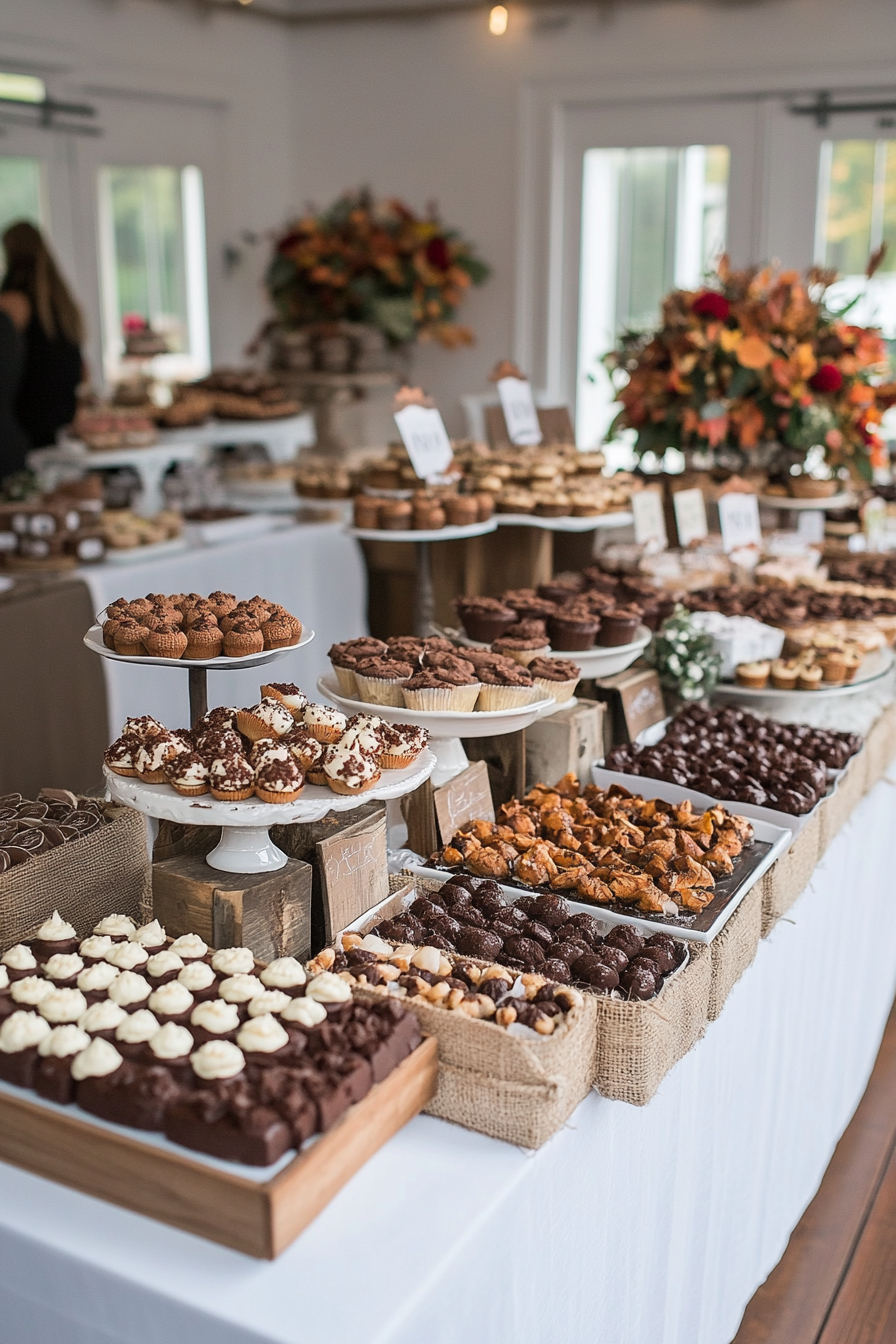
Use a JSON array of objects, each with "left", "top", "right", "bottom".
[{"left": 737, "top": 335, "right": 774, "bottom": 369}]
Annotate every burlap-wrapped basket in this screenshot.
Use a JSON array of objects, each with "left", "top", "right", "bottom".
[
  {"left": 591, "top": 942, "right": 711, "bottom": 1106},
  {"left": 343, "top": 876, "right": 597, "bottom": 1147},
  {"left": 0, "top": 801, "right": 150, "bottom": 948},
  {"left": 760, "top": 805, "right": 823, "bottom": 937},
  {"left": 818, "top": 746, "right": 868, "bottom": 856},
  {"left": 707, "top": 879, "right": 762, "bottom": 1021}
]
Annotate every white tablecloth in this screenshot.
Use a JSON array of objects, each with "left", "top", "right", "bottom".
[
  {"left": 77, "top": 521, "right": 367, "bottom": 739},
  {"left": 1, "top": 771, "right": 895, "bottom": 1344}
]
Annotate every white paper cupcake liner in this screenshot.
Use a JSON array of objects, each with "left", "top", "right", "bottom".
[
  {"left": 495, "top": 644, "right": 551, "bottom": 667},
  {"left": 332, "top": 663, "right": 359, "bottom": 697},
  {"left": 532, "top": 676, "right": 579, "bottom": 704},
  {"left": 476, "top": 684, "right": 543, "bottom": 711},
  {"left": 354, "top": 672, "right": 409, "bottom": 707},
  {"left": 402, "top": 682, "right": 482, "bottom": 713}
]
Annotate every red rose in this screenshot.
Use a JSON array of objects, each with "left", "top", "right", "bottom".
[
  {"left": 426, "top": 237, "right": 451, "bottom": 271},
  {"left": 810, "top": 363, "right": 844, "bottom": 393},
  {"left": 692, "top": 291, "right": 730, "bottom": 322}
]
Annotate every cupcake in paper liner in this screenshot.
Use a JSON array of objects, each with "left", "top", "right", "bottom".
[
  {"left": 378, "top": 722, "right": 428, "bottom": 769},
  {"left": 402, "top": 668, "right": 481, "bottom": 713},
  {"left": 527, "top": 656, "right": 582, "bottom": 704},
  {"left": 353, "top": 656, "right": 415, "bottom": 707},
  {"left": 327, "top": 637, "right": 388, "bottom": 697},
  {"left": 475, "top": 657, "right": 542, "bottom": 710},
  {"left": 491, "top": 618, "right": 551, "bottom": 667}
]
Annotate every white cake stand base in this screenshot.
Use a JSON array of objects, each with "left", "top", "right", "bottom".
[{"left": 206, "top": 826, "right": 289, "bottom": 873}]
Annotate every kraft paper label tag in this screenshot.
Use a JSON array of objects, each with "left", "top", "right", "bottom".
[
  {"left": 318, "top": 813, "right": 388, "bottom": 939},
  {"left": 496, "top": 376, "right": 542, "bottom": 446},
  {"left": 433, "top": 760, "right": 494, "bottom": 845},
  {"left": 393, "top": 404, "right": 454, "bottom": 479},
  {"left": 718, "top": 491, "right": 761, "bottom": 552},
  {"left": 672, "top": 487, "right": 708, "bottom": 546},
  {"left": 632, "top": 487, "right": 668, "bottom": 549},
  {"left": 620, "top": 672, "right": 665, "bottom": 740}
]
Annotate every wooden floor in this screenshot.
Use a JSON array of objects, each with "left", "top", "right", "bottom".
[{"left": 732, "top": 995, "right": 896, "bottom": 1344}]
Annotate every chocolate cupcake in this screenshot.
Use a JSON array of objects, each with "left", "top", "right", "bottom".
[
  {"left": 475, "top": 659, "right": 539, "bottom": 711},
  {"left": 491, "top": 620, "right": 551, "bottom": 667},
  {"left": 597, "top": 606, "right": 642, "bottom": 647},
  {"left": 402, "top": 667, "right": 481, "bottom": 714},
  {"left": 453, "top": 596, "right": 518, "bottom": 644},
  {"left": 527, "top": 656, "right": 581, "bottom": 703},
  {"left": 547, "top": 609, "right": 600, "bottom": 652},
  {"left": 353, "top": 657, "right": 415, "bottom": 708}
]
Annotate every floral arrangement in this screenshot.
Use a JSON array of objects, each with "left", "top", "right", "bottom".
[
  {"left": 649, "top": 606, "right": 721, "bottom": 703},
  {"left": 265, "top": 190, "right": 490, "bottom": 347},
  {"left": 604, "top": 255, "right": 896, "bottom": 479}
]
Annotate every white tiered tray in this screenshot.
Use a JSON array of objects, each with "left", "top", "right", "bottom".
[
  {"left": 347, "top": 519, "right": 497, "bottom": 543},
  {"left": 84, "top": 624, "right": 315, "bottom": 671},
  {"left": 104, "top": 749, "right": 436, "bottom": 873},
  {"left": 493, "top": 511, "right": 634, "bottom": 532},
  {"left": 318, "top": 674, "right": 556, "bottom": 787},
  {"left": 453, "top": 625, "right": 652, "bottom": 679},
  {"left": 713, "top": 646, "right": 894, "bottom": 708}
]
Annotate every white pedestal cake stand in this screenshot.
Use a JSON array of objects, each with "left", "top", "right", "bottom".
[
  {"left": 318, "top": 673, "right": 556, "bottom": 788},
  {"left": 451, "top": 624, "right": 652, "bottom": 679},
  {"left": 492, "top": 510, "right": 634, "bottom": 532},
  {"left": 104, "top": 750, "right": 436, "bottom": 873},
  {"left": 84, "top": 623, "right": 316, "bottom": 725},
  {"left": 346, "top": 519, "right": 497, "bottom": 636}
]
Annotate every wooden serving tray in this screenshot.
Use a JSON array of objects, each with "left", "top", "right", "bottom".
[{"left": 0, "top": 1036, "right": 437, "bottom": 1258}]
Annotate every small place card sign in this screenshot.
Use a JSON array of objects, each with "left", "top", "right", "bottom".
[
  {"left": 797, "top": 509, "right": 825, "bottom": 545},
  {"left": 496, "top": 376, "right": 543, "bottom": 446},
  {"left": 318, "top": 811, "right": 388, "bottom": 940},
  {"left": 632, "top": 487, "right": 668, "bottom": 550},
  {"left": 718, "top": 491, "right": 762, "bottom": 553},
  {"left": 393, "top": 403, "right": 454, "bottom": 480},
  {"left": 620, "top": 670, "right": 665, "bottom": 741},
  {"left": 433, "top": 760, "right": 494, "bottom": 845},
  {"left": 672, "top": 487, "right": 708, "bottom": 546},
  {"left": 863, "top": 495, "right": 887, "bottom": 549}
]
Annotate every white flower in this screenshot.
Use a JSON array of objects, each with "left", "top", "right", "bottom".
[
  {"left": 666, "top": 655, "right": 681, "bottom": 673},
  {"left": 687, "top": 664, "right": 704, "bottom": 681}
]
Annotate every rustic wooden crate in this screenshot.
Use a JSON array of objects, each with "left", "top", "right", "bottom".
[{"left": 0, "top": 1037, "right": 437, "bottom": 1258}]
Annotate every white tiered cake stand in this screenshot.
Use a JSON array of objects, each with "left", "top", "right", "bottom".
[
  {"left": 104, "top": 751, "right": 436, "bottom": 873},
  {"left": 451, "top": 624, "right": 653, "bottom": 679},
  {"left": 318, "top": 674, "right": 556, "bottom": 788}
]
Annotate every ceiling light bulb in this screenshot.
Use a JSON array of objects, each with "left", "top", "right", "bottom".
[{"left": 489, "top": 5, "right": 509, "bottom": 35}]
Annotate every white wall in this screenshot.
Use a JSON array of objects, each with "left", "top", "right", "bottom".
[
  {"left": 0, "top": 0, "right": 299, "bottom": 382},
  {"left": 3, "top": 0, "right": 896, "bottom": 431},
  {"left": 287, "top": 0, "right": 896, "bottom": 430}
]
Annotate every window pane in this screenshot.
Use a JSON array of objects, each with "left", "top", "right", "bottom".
[
  {"left": 577, "top": 143, "right": 729, "bottom": 450},
  {"left": 816, "top": 138, "right": 896, "bottom": 342},
  {"left": 820, "top": 140, "right": 876, "bottom": 276},
  {"left": 98, "top": 165, "right": 209, "bottom": 383},
  {"left": 0, "top": 156, "right": 43, "bottom": 236}
]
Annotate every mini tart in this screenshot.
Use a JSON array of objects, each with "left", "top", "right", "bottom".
[
  {"left": 165, "top": 751, "right": 210, "bottom": 797},
  {"left": 378, "top": 723, "right": 427, "bottom": 769},
  {"left": 821, "top": 651, "right": 848, "bottom": 684},
  {"left": 735, "top": 660, "right": 771, "bottom": 689},
  {"left": 303, "top": 704, "right": 347, "bottom": 744},
  {"left": 104, "top": 734, "right": 139, "bottom": 777},
  {"left": 236, "top": 697, "right": 295, "bottom": 742},
  {"left": 254, "top": 757, "right": 304, "bottom": 804},
  {"left": 798, "top": 664, "right": 824, "bottom": 691},
  {"left": 208, "top": 753, "right": 255, "bottom": 802},
  {"left": 184, "top": 620, "right": 224, "bottom": 661},
  {"left": 222, "top": 620, "right": 264, "bottom": 659},
  {"left": 134, "top": 733, "right": 181, "bottom": 784},
  {"left": 281, "top": 729, "right": 324, "bottom": 773},
  {"left": 770, "top": 659, "right": 799, "bottom": 690},
  {"left": 259, "top": 682, "right": 308, "bottom": 719},
  {"left": 143, "top": 623, "right": 188, "bottom": 659}
]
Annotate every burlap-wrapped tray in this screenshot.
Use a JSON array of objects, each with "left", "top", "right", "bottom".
[
  {"left": 760, "top": 804, "right": 823, "bottom": 937},
  {"left": 708, "top": 878, "right": 762, "bottom": 1021},
  {"left": 344, "top": 877, "right": 597, "bottom": 1147},
  {"left": 0, "top": 801, "right": 150, "bottom": 948},
  {"left": 591, "top": 942, "right": 711, "bottom": 1106},
  {"left": 818, "top": 747, "right": 868, "bottom": 856}
]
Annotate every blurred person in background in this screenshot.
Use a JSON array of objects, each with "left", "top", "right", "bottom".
[
  {"left": 0, "top": 220, "right": 86, "bottom": 464},
  {"left": 0, "top": 306, "right": 26, "bottom": 481}
]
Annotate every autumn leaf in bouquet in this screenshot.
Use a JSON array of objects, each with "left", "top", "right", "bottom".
[
  {"left": 603, "top": 249, "right": 896, "bottom": 480},
  {"left": 266, "top": 188, "right": 490, "bottom": 348}
]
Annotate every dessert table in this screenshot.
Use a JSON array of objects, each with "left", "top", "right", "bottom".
[
  {"left": 77, "top": 519, "right": 367, "bottom": 737},
  {"left": 1, "top": 765, "right": 894, "bottom": 1344}
]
